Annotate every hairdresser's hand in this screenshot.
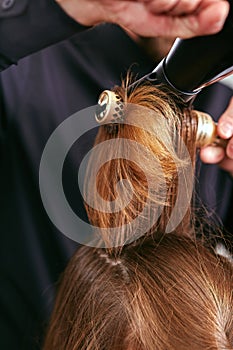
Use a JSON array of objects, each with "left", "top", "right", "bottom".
[
  {"left": 55, "top": 0, "right": 229, "bottom": 38},
  {"left": 200, "top": 97, "right": 233, "bottom": 176}
]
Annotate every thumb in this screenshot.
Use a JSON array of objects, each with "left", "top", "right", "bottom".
[{"left": 199, "top": 146, "right": 225, "bottom": 164}]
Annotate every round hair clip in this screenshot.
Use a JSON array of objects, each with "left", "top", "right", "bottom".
[
  {"left": 95, "top": 90, "right": 125, "bottom": 125},
  {"left": 195, "top": 111, "right": 227, "bottom": 148},
  {"left": 195, "top": 111, "right": 217, "bottom": 147}
]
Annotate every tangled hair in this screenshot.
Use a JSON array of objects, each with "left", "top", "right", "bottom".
[{"left": 43, "top": 83, "right": 233, "bottom": 349}]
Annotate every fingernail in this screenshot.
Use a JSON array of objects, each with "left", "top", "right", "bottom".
[{"left": 219, "top": 122, "right": 233, "bottom": 138}]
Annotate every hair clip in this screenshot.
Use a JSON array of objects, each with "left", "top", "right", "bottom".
[
  {"left": 95, "top": 90, "right": 125, "bottom": 133},
  {"left": 194, "top": 111, "right": 227, "bottom": 148}
]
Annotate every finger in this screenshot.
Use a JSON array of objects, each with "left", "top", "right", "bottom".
[
  {"left": 180, "top": 0, "right": 229, "bottom": 37},
  {"left": 138, "top": 0, "right": 180, "bottom": 13},
  {"left": 115, "top": 0, "right": 228, "bottom": 38},
  {"left": 148, "top": 1, "right": 228, "bottom": 37},
  {"left": 218, "top": 97, "right": 233, "bottom": 139},
  {"left": 199, "top": 146, "right": 225, "bottom": 164},
  {"left": 218, "top": 157, "right": 233, "bottom": 173},
  {"left": 144, "top": 0, "right": 202, "bottom": 16},
  {"left": 226, "top": 136, "right": 233, "bottom": 159},
  {"left": 159, "top": 0, "right": 202, "bottom": 16}
]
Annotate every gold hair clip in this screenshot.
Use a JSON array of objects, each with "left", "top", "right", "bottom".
[
  {"left": 95, "top": 90, "right": 125, "bottom": 127},
  {"left": 194, "top": 111, "right": 227, "bottom": 148}
]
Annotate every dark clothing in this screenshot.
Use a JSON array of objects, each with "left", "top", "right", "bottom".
[
  {"left": 0, "top": 4, "right": 232, "bottom": 349},
  {"left": 0, "top": 0, "right": 87, "bottom": 70}
]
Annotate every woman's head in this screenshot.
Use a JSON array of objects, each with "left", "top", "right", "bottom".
[{"left": 43, "top": 234, "right": 233, "bottom": 350}]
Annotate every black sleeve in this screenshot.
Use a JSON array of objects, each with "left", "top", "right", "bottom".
[{"left": 0, "top": 0, "right": 89, "bottom": 71}]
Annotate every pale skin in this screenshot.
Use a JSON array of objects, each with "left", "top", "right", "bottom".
[
  {"left": 55, "top": 0, "right": 230, "bottom": 38},
  {"left": 200, "top": 97, "right": 233, "bottom": 175}
]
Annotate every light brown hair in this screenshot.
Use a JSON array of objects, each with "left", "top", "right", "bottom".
[
  {"left": 84, "top": 83, "right": 197, "bottom": 251},
  {"left": 43, "top": 234, "right": 233, "bottom": 350},
  {"left": 43, "top": 83, "right": 233, "bottom": 350}
]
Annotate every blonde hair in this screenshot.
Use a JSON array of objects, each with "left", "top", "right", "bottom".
[{"left": 43, "top": 83, "right": 233, "bottom": 350}]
